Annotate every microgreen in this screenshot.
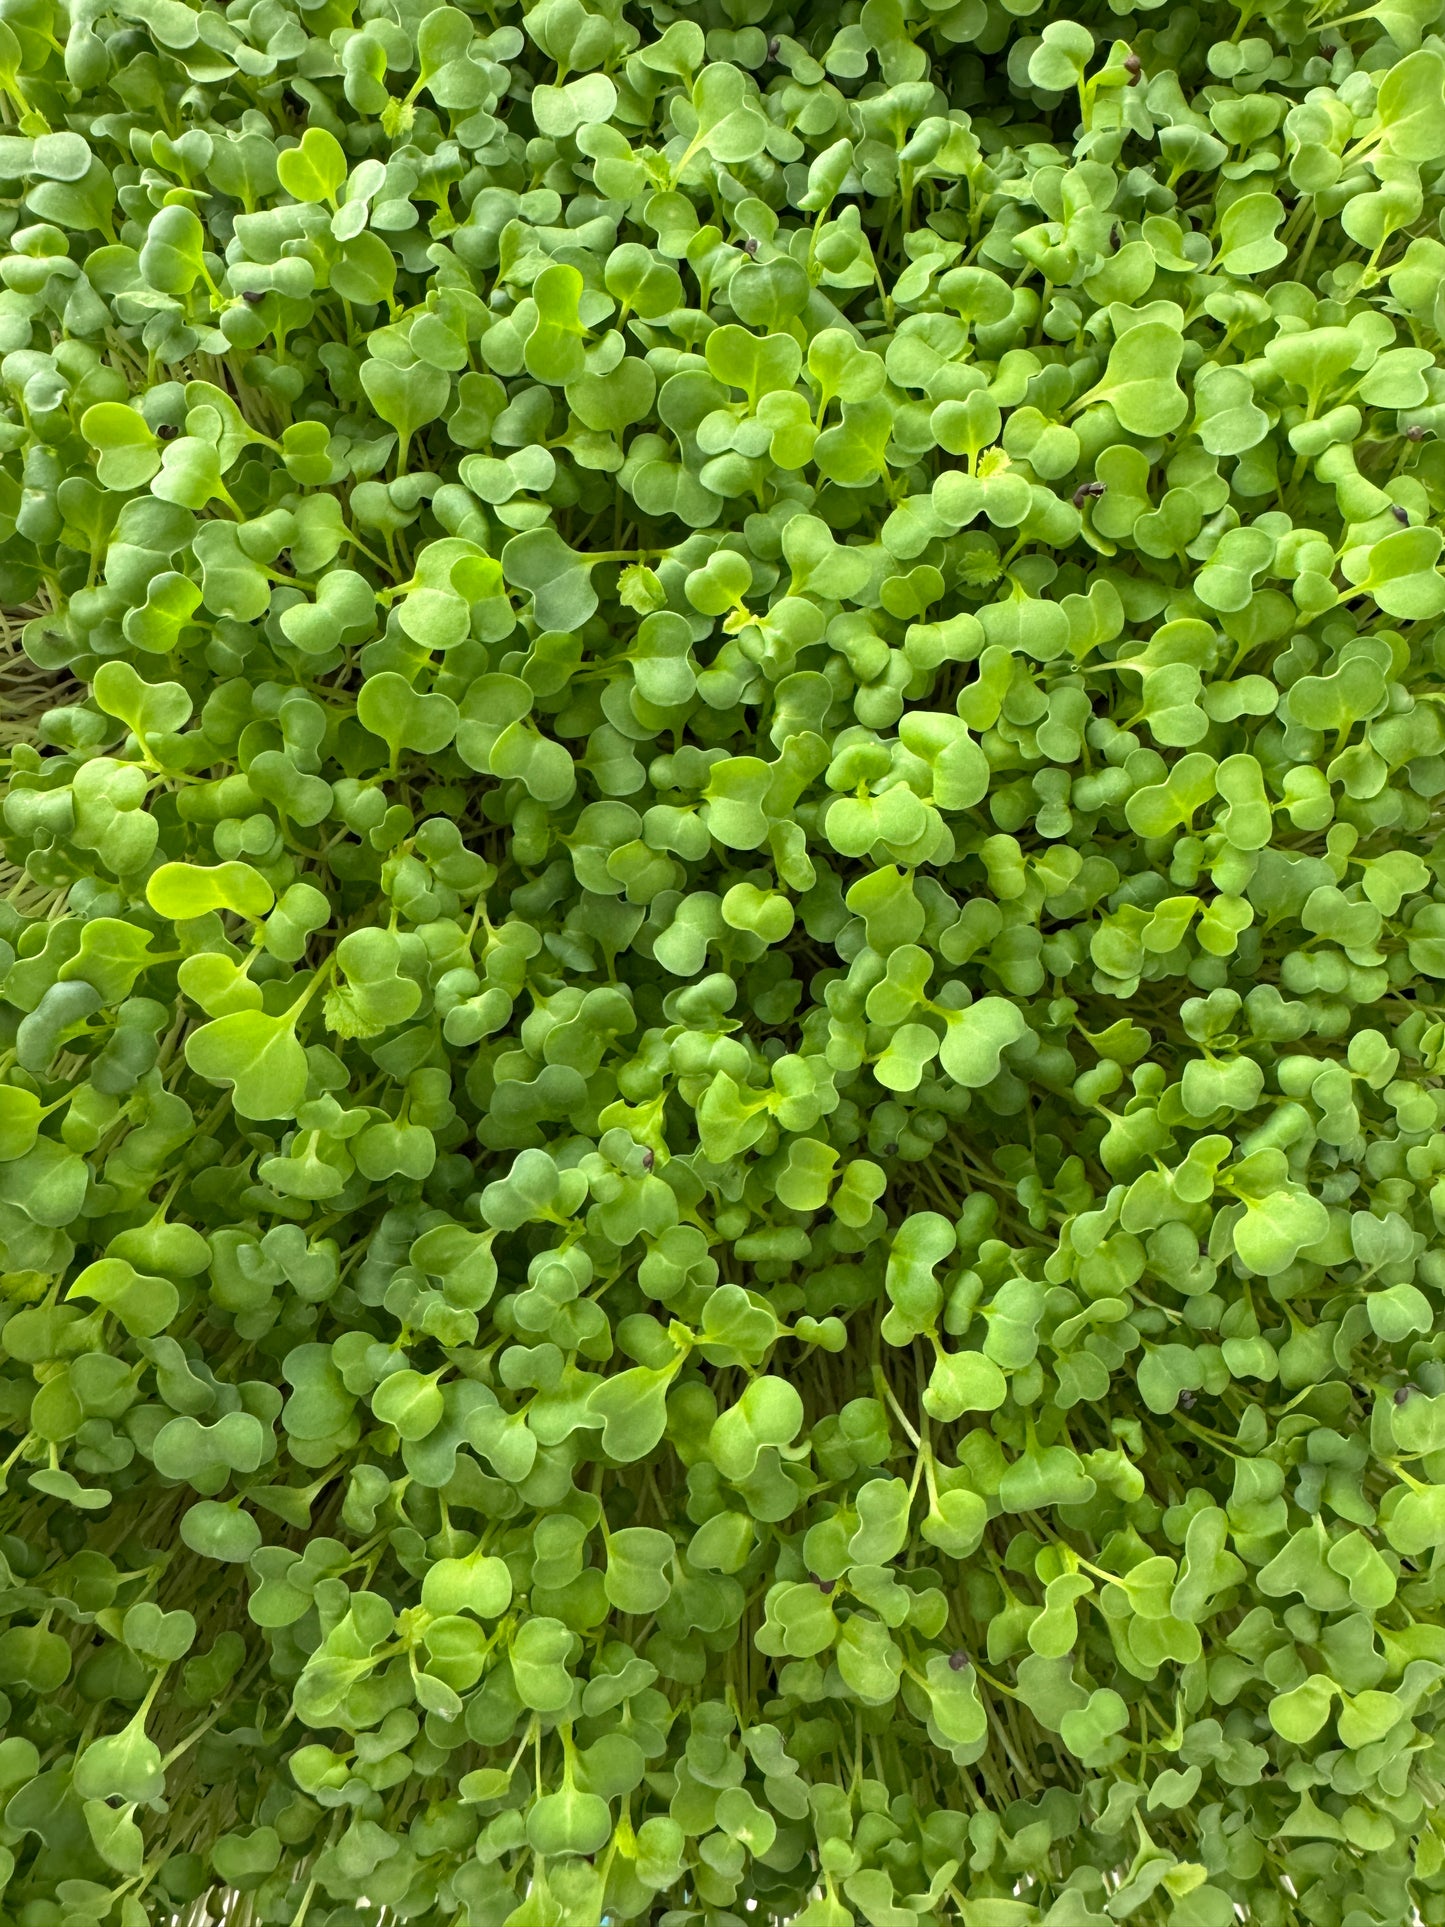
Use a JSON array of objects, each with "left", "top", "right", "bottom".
[{"left": 1, "top": 0, "right": 1445, "bottom": 1923}]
